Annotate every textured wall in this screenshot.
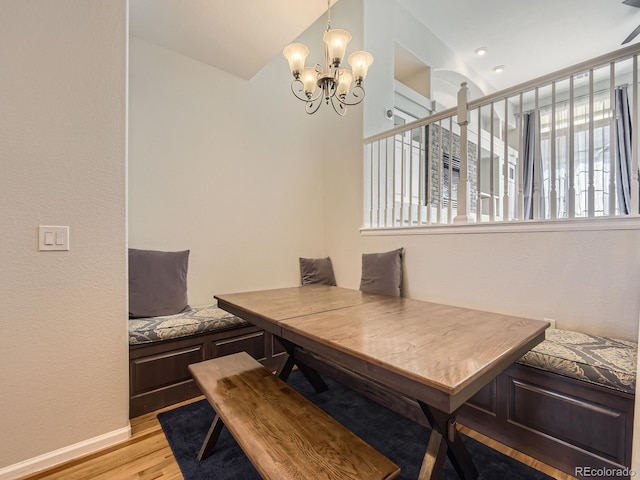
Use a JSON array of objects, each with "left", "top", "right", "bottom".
[{"left": 0, "top": 0, "right": 129, "bottom": 470}]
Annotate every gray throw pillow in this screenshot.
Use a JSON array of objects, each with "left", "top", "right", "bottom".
[
  {"left": 359, "top": 248, "right": 403, "bottom": 297},
  {"left": 129, "top": 248, "right": 190, "bottom": 318},
  {"left": 299, "top": 257, "right": 337, "bottom": 286}
]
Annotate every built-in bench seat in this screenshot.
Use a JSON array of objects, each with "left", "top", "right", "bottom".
[
  {"left": 129, "top": 304, "right": 252, "bottom": 345},
  {"left": 516, "top": 328, "right": 636, "bottom": 394},
  {"left": 458, "top": 328, "right": 636, "bottom": 479},
  {"left": 128, "top": 304, "right": 286, "bottom": 418}
]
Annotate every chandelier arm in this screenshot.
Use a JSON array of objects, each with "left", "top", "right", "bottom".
[
  {"left": 290, "top": 79, "right": 323, "bottom": 103},
  {"left": 305, "top": 99, "right": 323, "bottom": 115},
  {"left": 334, "top": 85, "right": 366, "bottom": 106},
  {"left": 326, "top": 78, "right": 337, "bottom": 100},
  {"left": 330, "top": 95, "right": 347, "bottom": 116}
]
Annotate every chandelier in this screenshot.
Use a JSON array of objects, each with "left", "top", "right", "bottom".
[{"left": 282, "top": 0, "right": 374, "bottom": 116}]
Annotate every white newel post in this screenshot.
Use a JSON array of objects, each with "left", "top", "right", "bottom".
[{"left": 454, "top": 82, "right": 472, "bottom": 223}]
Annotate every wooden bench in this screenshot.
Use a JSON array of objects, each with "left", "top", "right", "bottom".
[{"left": 188, "top": 352, "right": 401, "bottom": 480}]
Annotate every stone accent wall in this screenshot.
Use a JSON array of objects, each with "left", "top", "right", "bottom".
[{"left": 427, "top": 123, "right": 478, "bottom": 215}]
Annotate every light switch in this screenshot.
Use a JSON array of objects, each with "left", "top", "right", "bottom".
[{"left": 39, "top": 226, "right": 69, "bottom": 251}]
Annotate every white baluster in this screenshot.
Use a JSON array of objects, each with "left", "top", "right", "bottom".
[
  {"left": 426, "top": 125, "right": 432, "bottom": 224},
  {"left": 477, "top": 108, "right": 483, "bottom": 222},
  {"left": 489, "top": 103, "right": 495, "bottom": 222},
  {"left": 417, "top": 127, "right": 422, "bottom": 225},
  {"left": 503, "top": 100, "right": 510, "bottom": 221},
  {"left": 448, "top": 116, "right": 454, "bottom": 223},
  {"left": 533, "top": 87, "right": 541, "bottom": 220},
  {"left": 569, "top": 76, "right": 576, "bottom": 218},
  {"left": 517, "top": 93, "right": 525, "bottom": 219},
  {"left": 365, "top": 142, "right": 373, "bottom": 228},
  {"left": 632, "top": 54, "right": 639, "bottom": 215},
  {"left": 437, "top": 120, "right": 443, "bottom": 224},
  {"left": 588, "top": 69, "right": 595, "bottom": 217},
  {"left": 550, "top": 82, "right": 558, "bottom": 219},
  {"left": 609, "top": 62, "right": 617, "bottom": 216}
]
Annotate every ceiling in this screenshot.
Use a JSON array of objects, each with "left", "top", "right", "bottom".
[
  {"left": 129, "top": 0, "right": 331, "bottom": 80},
  {"left": 398, "top": 0, "right": 640, "bottom": 91},
  {"left": 130, "top": 0, "right": 640, "bottom": 91}
]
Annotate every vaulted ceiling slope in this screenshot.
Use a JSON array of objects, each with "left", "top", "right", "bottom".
[{"left": 129, "top": 0, "right": 332, "bottom": 80}]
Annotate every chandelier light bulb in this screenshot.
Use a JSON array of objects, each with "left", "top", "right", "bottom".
[
  {"left": 300, "top": 67, "right": 319, "bottom": 96},
  {"left": 323, "top": 29, "right": 352, "bottom": 66},
  {"left": 348, "top": 51, "right": 374, "bottom": 84},
  {"left": 336, "top": 69, "right": 353, "bottom": 97},
  {"left": 283, "top": 43, "right": 310, "bottom": 78}
]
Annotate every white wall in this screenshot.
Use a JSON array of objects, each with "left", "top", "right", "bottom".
[
  {"left": 0, "top": 0, "right": 129, "bottom": 475},
  {"left": 128, "top": 14, "right": 331, "bottom": 303}
]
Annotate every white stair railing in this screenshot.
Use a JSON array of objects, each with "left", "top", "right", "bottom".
[{"left": 364, "top": 43, "right": 640, "bottom": 228}]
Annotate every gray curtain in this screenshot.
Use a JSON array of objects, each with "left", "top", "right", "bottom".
[
  {"left": 615, "top": 85, "right": 632, "bottom": 215},
  {"left": 523, "top": 111, "right": 546, "bottom": 220}
]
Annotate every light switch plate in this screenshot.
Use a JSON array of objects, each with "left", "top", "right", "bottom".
[{"left": 39, "top": 226, "right": 69, "bottom": 251}]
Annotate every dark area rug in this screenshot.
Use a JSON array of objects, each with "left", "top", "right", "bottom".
[{"left": 158, "top": 370, "right": 553, "bottom": 480}]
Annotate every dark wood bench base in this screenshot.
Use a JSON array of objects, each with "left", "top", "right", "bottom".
[
  {"left": 189, "top": 352, "right": 401, "bottom": 480},
  {"left": 129, "top": 326, "right": 286, "bottom": 417},
  {"left": 457, "top": 363, "right": 634, "bottom": 479}
]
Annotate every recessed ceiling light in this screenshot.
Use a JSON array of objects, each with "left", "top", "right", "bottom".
[
  {"left": 475, "top": 47, "right": 487, "bottom": 56},
  {"left": 493, "top": 65, "right": 505, "bottom": 73}
]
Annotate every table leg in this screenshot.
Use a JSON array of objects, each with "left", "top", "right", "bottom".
[
  {"left": 275, "top": 350, "right": 296, "bottom": 380},
  {"left": 418, "top": 401, "right": 479, "bottom": 480},
  {"left": 276, "top": 337, "right": 328, "bottom": 393},
  {"left": 198, "top": 413, "right": 224, "bottom": 461}
]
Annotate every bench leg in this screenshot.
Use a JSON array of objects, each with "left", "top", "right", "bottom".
[
  {"left": 418, "top": 401, "right": 478, "bottom": 480},
  {"left": 198, "top": 414, "right": 225, "bottom": 461},
  {"left": 419, "top": 429, "right": 448, "bottom": 480},
  {"left": 276, "top": 338, "right": 328, "bottom": 393}
]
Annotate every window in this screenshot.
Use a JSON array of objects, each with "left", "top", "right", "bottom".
[
  {"left": 441, "top": 153, "right": 460, "bottom": 209},
  {"left": 538, "top": 91, "right": 613, "bottom": 218}
]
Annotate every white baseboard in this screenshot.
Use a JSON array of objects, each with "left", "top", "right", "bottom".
[{"left": 0, "top": 423, "right": 131, "bottom": 480}]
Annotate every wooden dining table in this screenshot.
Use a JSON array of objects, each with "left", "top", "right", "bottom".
[{"left": 215, "top": 285, "right": 549, "bottom": 480}]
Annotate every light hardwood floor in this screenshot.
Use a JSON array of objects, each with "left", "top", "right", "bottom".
[{"left": 21, "top": 396, "right": 577, "bottom": 480}]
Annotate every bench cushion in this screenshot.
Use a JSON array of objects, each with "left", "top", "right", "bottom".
[
  {"left": 129, "top": 304, "right": 250, "bottom": 345},
  {"left": 517, "top": 329, "right": 637, "bottom": 394}
]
